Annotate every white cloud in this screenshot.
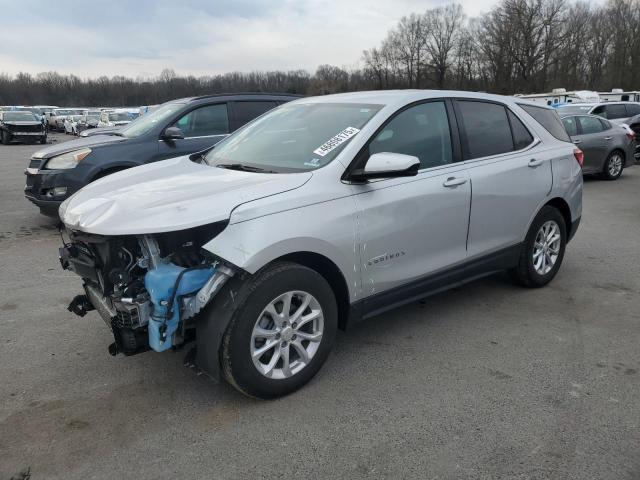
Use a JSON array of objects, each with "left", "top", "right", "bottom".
[{"left": 0, "top": 0, "right": 576, "bottom": 78}]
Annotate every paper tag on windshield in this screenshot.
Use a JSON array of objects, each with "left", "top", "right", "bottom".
[{"left": 313, "top": 127, "right": 360, "bottom": 157}]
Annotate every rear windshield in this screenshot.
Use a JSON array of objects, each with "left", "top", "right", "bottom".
[
  {"left": 519, "top": 104, "right": 571, "bottom": 142},
  {"left": 556, "top": 105, "right": 593, "bottom": 114}
]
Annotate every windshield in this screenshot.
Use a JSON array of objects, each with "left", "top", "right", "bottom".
[
  {"left": 119, "top": 102, "right": 184, "bottom": 138},
  {"left": 204, "top": 103, "right": 383, "bottom": 172},
  {"left": 69, "top": 115, "right": 83, "bottom": 121},
  {"left": 557, "top": 105, "right": 593, "bottom": 114},
  {"left": 108, "top": 112, "right": 132, "bottom": 122},
  {"left": 86, "top": 111, "right": 101, "bottom": 117},
  {"left": 4, "top": 112, "right": 39, "bottom": 121},
  {"left": 55, "top": 109, "right": 71, "bottom": 116}
]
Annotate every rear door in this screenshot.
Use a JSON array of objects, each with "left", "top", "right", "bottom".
[
  {"left": 156, "top": 102, "right": 229, "bottom": 161},
  {"left": 574, "top": 115, "right": 607, "bottom": 173},
  {"left": 457, "top": 100, "right": 552, "bottom": 258}
]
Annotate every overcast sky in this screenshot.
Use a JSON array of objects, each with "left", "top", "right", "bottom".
[{"left": 2, "top": 0, "right": 501, "bottom": 79}]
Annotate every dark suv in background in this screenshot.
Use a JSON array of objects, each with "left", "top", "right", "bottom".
[{"left": 24, "top": 93, "right": 300, "bottom": 216}]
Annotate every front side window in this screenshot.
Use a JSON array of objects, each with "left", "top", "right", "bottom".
[
  {"left": 172, "top": 104, "right": 229, "bottom": 138},
  {"left": 120, "top": 102, "right": 185, "bottom": 138},
  {"left": 625, "top": 103, "right": 640, "bottom": 116},
  {"left": 204, "top": 102, "right": 382, "bottom": 172},
  {"left": 561, "top": 117, "right": 578, "bottom": 136},
  {"left": 458, "top": 100, "right": 513, "bottom": 159},
  {"left": 593, "top": 104, "right": 627, "bottom": 119},
  {"left": 577, "top": 116, "right": 604, "bottom": 135},
  {"left": 368, "top": 101, "right": 452, "bottom": 169}
]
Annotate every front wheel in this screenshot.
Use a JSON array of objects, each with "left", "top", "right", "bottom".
[
  {"left": 221, "top": 262, "right": 337, "bottom": 399},
  {"left": 603, "top": 151, "right": 624, "bottom": 180},
  {"left": 1, "top": 131, "right": 10, "bottom": 145},
  {"left": 510, "top": 206, "right": 567, "bottom": 288}
]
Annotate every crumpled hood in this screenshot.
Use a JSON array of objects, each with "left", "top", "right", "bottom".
[
  {"left": 60, "top": 156, "right": 312, "bottom": 235},
  {"left": 32, "top": 134, "right": 126, "bottom": 159}
]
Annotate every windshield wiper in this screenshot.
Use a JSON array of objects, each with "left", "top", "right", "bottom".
[{"left": 216, "top": 163, "right": 277, "bottom": 174}]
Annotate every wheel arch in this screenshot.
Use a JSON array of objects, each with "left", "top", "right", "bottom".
[
  {"left": 274, "top": 251, "right": 351, "bottom": 331},
  {"left": 543, "top": 197, "right": 573, "bottom": 239},
  {"left": 90, "top": 163, "right": 135, "bottom": 182}
]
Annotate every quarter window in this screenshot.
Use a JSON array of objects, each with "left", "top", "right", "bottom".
[
  {"left": 577, "top": 116, "right": 604, "bottom": 135},
  {"left": 519, "top": 104, "right": 571, "bottom": 142},
  {"left": 508, "top": 111, "right": 534, "bottom": 149},
  {"left": 368, "top": 101, "right": 453, "bottom": 169},
  {"left": 172, "top": 103, "right": 229, "bottom": 138},
  {"left": 457, "top": 101, "right": 513, "bottom": 159}
]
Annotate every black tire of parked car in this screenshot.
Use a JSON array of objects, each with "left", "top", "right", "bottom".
[
  {"left": 220, "top": 262, "right": 338, "bottom": 399},
  {"left": 1, "top": 131, "right": 10, "bottom": 145},
  {"left": 602, "top": 150, "right": 624, "bottom": 181},
  {"left": 40, "top": 135, "right": 47, "bottom": 144},
  {"left": 510, "top": 205, "right": 567, "bottom": 288}
]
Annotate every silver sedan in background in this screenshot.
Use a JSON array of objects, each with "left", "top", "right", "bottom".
[{"left": 560, "top": 113, "right": 635, "bottom": 180}]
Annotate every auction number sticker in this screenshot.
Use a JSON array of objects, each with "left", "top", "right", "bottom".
[{"left": 313, "top": 127, "right": 360, "bottom": 157}]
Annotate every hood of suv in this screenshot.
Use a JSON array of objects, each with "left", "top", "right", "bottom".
[
  {"left": 32, "top": 134, "right": 126, "bottom": 159},
  {"left": 60, "top": 155, "right": 312, "bottom": 235}
]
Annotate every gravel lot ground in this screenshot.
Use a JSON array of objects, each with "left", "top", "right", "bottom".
[{"left": 0, "top": 132, "right": 639, "bottom": 480}]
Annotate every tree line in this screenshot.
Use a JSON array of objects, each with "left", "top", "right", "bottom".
[{"left": 1, "top": 0, "right": 638, "bottom": 107}]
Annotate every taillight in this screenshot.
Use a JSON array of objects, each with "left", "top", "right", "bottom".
[{"left": 573, "top": 148, "right": 584, "bottom": 168}]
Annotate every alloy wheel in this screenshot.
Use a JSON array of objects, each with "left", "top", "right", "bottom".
[
  {"left": 533, "top": 220, "right": 561, "bottom": 275},
  {"left": 250, "top": 291, "right": 324, "bottom": 379},
  {"left": 608, "top": 154, "right": 623, "bottom": 177}
]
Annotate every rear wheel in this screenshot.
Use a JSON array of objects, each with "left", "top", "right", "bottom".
[
  {"left": 603, "top": 151, "right": 624, "bottom": 180},
  {"left": 221, "top": 262, "right": 337, "bottom": 399},
  {"left": 510, "top": 206, "right": 567, "bottom": 288}
]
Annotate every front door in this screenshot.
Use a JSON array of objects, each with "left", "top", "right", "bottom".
[
  {"left": 351, "top": 100, "right": 471, "bottom": 314},
  {"left": 156, "top": 103, "right": 229, "bottom": 162}
]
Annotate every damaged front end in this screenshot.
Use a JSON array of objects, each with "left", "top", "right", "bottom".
[{"left": 59, "top": 222, "right": 234, "bottom": 359}]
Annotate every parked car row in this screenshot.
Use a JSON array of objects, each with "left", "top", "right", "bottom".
[
  {"left": 0, "top": 105, "right": 152, "bottom": 142},
  {"left": 557, "top": 100, "right": 640, "bottom": 179}
]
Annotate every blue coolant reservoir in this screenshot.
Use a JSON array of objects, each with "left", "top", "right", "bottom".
[{"left": 144, "top": 263, "right": 215, "bottom": 352}]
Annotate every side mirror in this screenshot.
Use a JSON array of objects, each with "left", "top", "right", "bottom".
[
  {"left": 350, "top": 152, "right": 420, "bottom": 181},
  {"left": 163, "top": 126, "right": 184, "bottom": 140}
]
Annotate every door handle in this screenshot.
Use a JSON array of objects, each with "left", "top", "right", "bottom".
[
  {"left": 604, "top": 136, "right": 612, "bottom": 140},
  {"left": 443, "top": 177, "right": 467, "bottom": 187},
  {"left": 572, "top": 139, "right": 581, "bottom": 144},
  {"left": 528, "top": 158, "right": 544, "bottom": 168}
]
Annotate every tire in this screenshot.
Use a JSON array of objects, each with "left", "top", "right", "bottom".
[
  {"left": 602, "top": 150, "right": 624, "bottom": 180},
  {"left": 40, "top": 135, "right": 47, "bottom": 144},
  {"left": 510, "top": 205, "right": 567, "bottom": 288},
  {"left": 220, "top": 262, "right": 337, "bottom": 399},
  {"left": 1, "top": 131, "right": 10, "bottom": 145}
]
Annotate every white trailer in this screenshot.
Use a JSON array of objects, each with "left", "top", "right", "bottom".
[{"left": 514, "top": 88, "right": 600, "bottom": 106}]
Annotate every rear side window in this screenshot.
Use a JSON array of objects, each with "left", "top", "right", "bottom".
[
  {"left": 457, "top": 101, "right": 513, "bottom": 159},
  {"left": 561, "top": 116, "right": 578, "bottom": 136},
  {"left": 507, "top": 111, "right": 534, "bottom": 149},
  {"left": 233, "top": 101, "right": 278, "bottom": 126},
  {"left": 577, "top": 116, "right": 604, "bottom": 135},
  {"left": 519, "top": 104, "right": 571, "bottom": 142}
]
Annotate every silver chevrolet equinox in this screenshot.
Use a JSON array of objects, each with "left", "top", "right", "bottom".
[{"left": 59, "top": 90, "right": 583, "bottom": 398}]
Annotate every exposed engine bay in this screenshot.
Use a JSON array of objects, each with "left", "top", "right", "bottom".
[{"left": 59, "top": 222, "right": 234, "bottom": 357}]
